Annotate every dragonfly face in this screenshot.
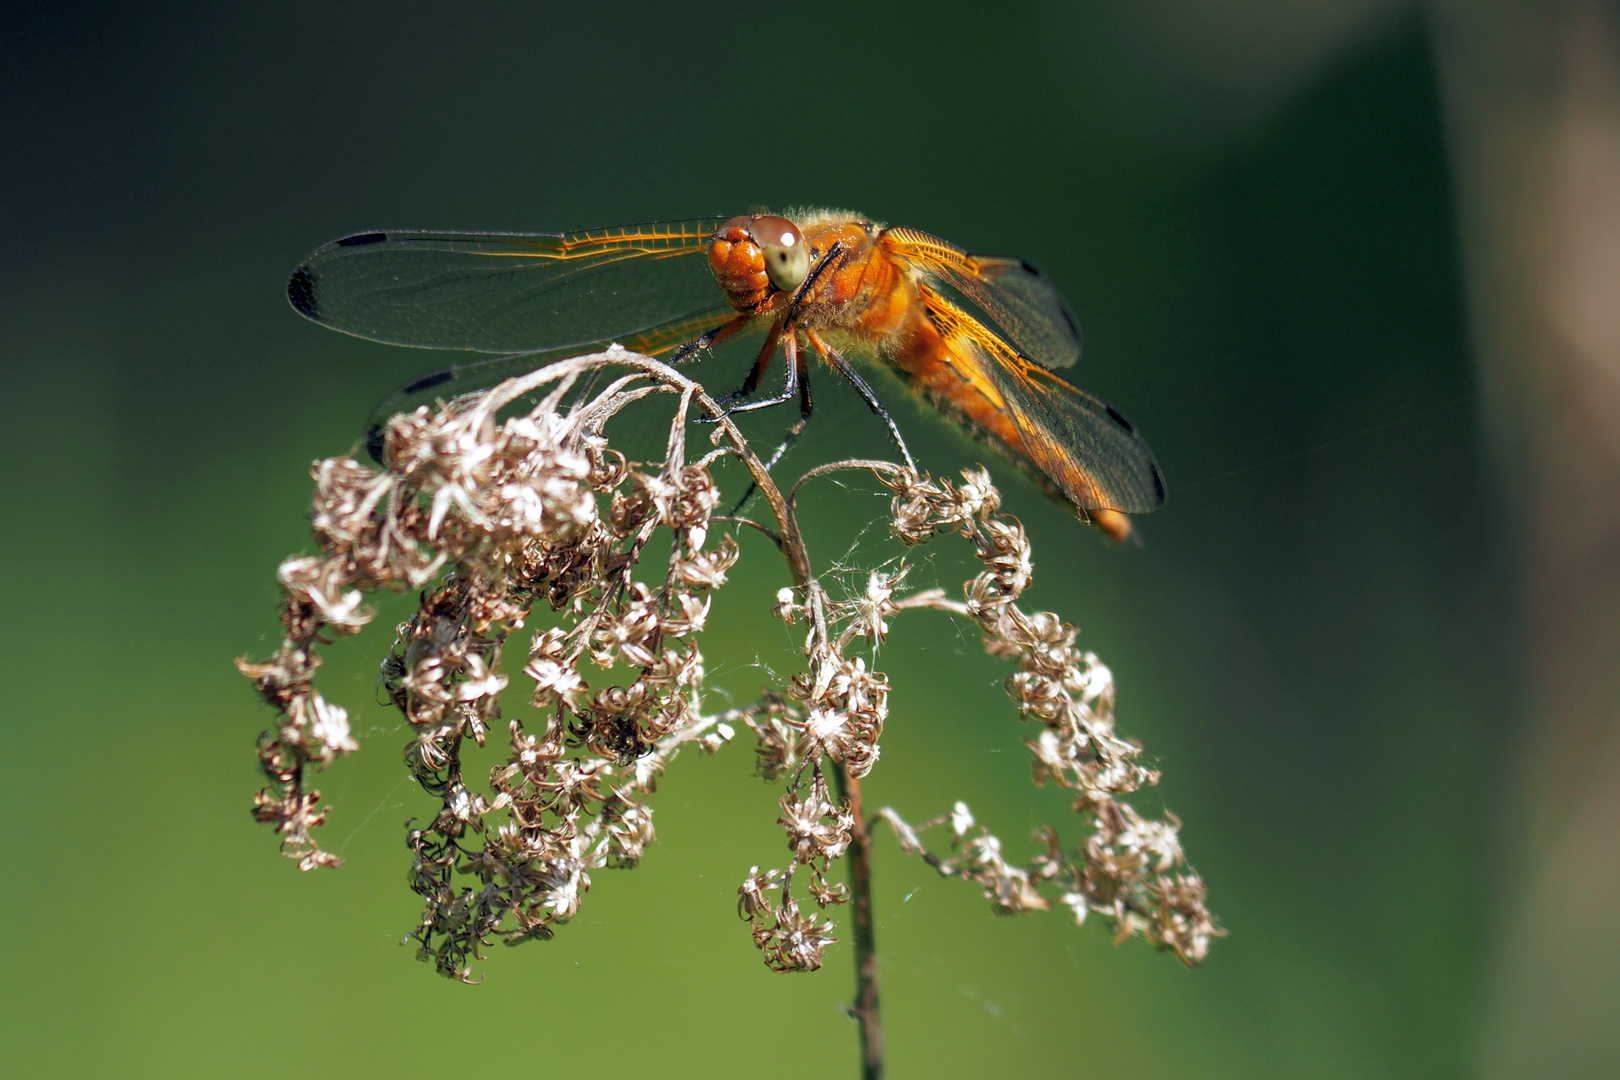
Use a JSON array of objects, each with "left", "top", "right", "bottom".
[
  {"left": 287, "top": 211, "right": 1165, "bottom": 539},
  {"left": 709, "top": 215, "right": 812, "bottom": 311}
]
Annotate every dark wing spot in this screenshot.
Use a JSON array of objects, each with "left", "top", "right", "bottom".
[
  {"left": 1020, "top": 258, "right": 1042, "bottom": 276},
  {"left": 1151, "top": 462, "right": 1167, "bottom": 504},
  {"left": 287, "top": 267, "right": 318, "bottom": 318},
  {"left": 403, "top": 369, "right": 454, "bottom": 394},
  {"left": 364, "top": 423, "right": 386, "bottom": 464},
  {"left": 1105, "top": 404, "right": 1136, "bottom": 434},
  {"left": 337, "top": 231, "right": 387, "bottom": 247},
  {"left": 1062, "top": 305, "right": 1081, "bottom": 342}
]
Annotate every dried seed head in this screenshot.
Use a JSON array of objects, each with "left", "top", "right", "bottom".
[{"left": 239, "top": 349, "right": 1216, "bottom": 986}]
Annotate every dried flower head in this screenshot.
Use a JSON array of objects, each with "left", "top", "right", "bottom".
[{"left": 239, "top": 347, "right": 1218, "bottom": 996}]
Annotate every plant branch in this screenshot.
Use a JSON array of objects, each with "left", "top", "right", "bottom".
[
  {"left": 242, "top": 346, "right": 1216, "bottom": 1078},
  {"left": 832, "top": 762, "right": 883, "bottom": 1080}
]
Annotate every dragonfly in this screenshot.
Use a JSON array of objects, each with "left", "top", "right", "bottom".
[{"left": 286, "top": 211, "right": 1165, "bottom": 541}]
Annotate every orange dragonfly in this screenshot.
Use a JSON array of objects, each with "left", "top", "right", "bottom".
[{"left": 286, "top": 212, "right": 1165, "bottom": 540}]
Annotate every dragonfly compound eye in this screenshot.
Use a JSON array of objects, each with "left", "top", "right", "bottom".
[{"left": 750, "top": 215, "right": 809, "bottom": 292}]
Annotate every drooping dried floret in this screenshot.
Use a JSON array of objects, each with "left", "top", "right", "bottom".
[{"left": 867, "top": 467, "right": 1221, "bottom": 966}]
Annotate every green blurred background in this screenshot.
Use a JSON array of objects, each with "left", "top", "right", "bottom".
[{"left": 2, "top": 2, "right": 1591, "bottom": 1077}]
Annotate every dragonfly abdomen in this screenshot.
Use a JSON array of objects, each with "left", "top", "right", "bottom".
[{"left": 887, "top": 308, "right": 1029, "bottom": 459}]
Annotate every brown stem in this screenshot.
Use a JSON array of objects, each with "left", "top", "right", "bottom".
[
  {"left": 833, "top": 763, "right": 883, "bottom": 1080},
  {"left": 531, "top": 353, "right": 882, "bottom": 1073},
  {"left": 477, "top": 349, "right": 813, "bottom": 587},
  {"left": 787, "top": 457, "right": 910, "bottom": 508}
]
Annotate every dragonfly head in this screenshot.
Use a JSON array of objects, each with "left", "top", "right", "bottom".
[{"left": 709, "top": 214, "right": 810, "bottom": 315}]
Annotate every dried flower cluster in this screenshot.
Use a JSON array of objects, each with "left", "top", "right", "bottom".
[
  {"left": 239, "top": 347, "right": 1217, "bottom": 989},
  {"left": 874, "top": 469, "right": 1219, "bottom": 965}
]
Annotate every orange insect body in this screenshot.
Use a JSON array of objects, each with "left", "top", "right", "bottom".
[
  {"left": 704, "top": 213, "right": 1161, "bottom": 539},
  {"left": 288, "top": 209, "right": 1166, "bottom": 539}
]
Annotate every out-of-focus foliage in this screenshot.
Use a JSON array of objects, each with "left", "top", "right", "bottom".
[{"left": 0, "top": 3, "right": 1518, "bottom": 1078}]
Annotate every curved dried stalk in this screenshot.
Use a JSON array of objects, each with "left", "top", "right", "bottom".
[{"left": 237, "top": 346, "right": 1218, "bottom": 1079}]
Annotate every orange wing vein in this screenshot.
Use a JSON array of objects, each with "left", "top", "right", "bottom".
[
  {"left": 918, "top": 285, "right": 1165, "bottom": 514},
  {"left": 883, "top": 227, "right": 1083, "bottom": 370}
]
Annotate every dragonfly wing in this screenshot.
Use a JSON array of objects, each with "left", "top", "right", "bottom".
[
  {"left": 1001, "top": 362, "right": 1166, "bottom": 514},
  {"left": 287, "top": 218, "right": 732, "bottom": 352},
  {"left": 358, "top": 308, "right": 757, "bottom": 460},
  {"left": 883, "top": 226, "right": 1082, "bottom": 370},
  {"left": 919, "top": 286, "right": 1164, "bottom": 514}
]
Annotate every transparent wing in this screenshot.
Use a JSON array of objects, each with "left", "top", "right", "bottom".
[
  {"left": 359, "top": 308, "right": 744, "bottom": 461},
  {"left": 883, "top": 226, "right": 1082, "bottom": 370},
  {"left": 919, "top": 286, "right": 1164, "bottom": 514},
  {"left": 287, "top": 218, "right": 733, "bottom": 353}
]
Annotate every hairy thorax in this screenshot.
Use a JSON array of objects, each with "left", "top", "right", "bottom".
[{"left": 795, "top": 220, "right": 915, "bottom": 343}]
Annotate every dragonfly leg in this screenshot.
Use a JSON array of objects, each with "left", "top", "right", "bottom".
[
  {"left": 668, "top": 314, "right": 753, "bottom": 365},
  {"left": 713, "top": 324, "right": 783, "bottom": 407},
  {"left": 717, "top": 329, "right": 801, "bottom": 417},
  {"left": 806, "top": 329, "right": 916, "bottom": 470},
  {"left": 724, "top": 338, "right": 812, "bottom": 514},
  {"left": 796, "top": 332, "right": 814, "bottom": 420},
  {"left": 728, "top": 413, "right": 810, "bottom": 514},
  {"left": 785, "top": 240, "right": 845, "bottom": 324}
]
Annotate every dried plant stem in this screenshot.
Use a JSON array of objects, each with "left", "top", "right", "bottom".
[
  {"left": 758, "top": 460, "right": 889, "bottom": 1071},
  {"left": 584, "top": 350, "right": 812, "bottom": 588},
  {"left": 574, "top": 356, "right": 890, "bottom": 1060},
  {"left": 242, "top": 346, "right": 1217, "bottom": 1077},
  {"left": 833, "top": 764, "right": 883, "bottom": 1080}
]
